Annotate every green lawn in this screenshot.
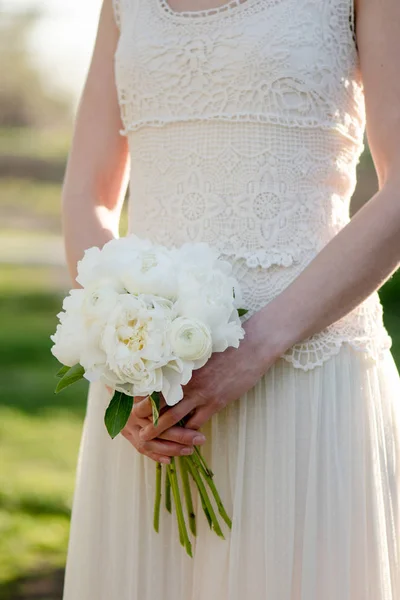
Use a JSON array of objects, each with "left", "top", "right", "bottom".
[
  {"left": 0, "top": 270, "right": 87, "bottom": 598},
  {"left": 0, "top": 265, "right": 399, "bottom": 599},
  {"left": 0, "top": 128, "right": 72, "bottom": 161}
]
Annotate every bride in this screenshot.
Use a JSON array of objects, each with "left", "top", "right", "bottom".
[{"left": 62, "top": 0, "right": 400, "bottom": 598}]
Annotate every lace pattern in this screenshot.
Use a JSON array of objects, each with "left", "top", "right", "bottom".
[
  {"left": 114, "top": 0, "right": 365, "bottom": 141},
  {"left": 113, "top": 0, "right": 391, "bottom": 369},
  {"left": 158, "top": 0, "right": 257, "bottom": 19},
  {"left": 127, "top": 121, "right": 360, "bottom": 269},
  {"left": 228, "top": 259, "right": 392, "bottom": 369}
]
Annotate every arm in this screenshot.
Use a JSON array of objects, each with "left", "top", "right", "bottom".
[
  {"left": 62, "top": 0, "right": 129, "bottom": 284},
  {"left": 138, "top": 0, "right": 400, "bottom": 439},
  {"left": 257, "top": 0, "right": 400, "bottom": 356}
]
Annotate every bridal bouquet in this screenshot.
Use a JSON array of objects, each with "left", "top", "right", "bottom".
[{"left": 51, "top": 235, "right": 247, "bottom": 556}]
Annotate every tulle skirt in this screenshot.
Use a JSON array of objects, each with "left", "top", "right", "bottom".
[{"left": 62, "top": 344, "right": 400, "bottom": 600}]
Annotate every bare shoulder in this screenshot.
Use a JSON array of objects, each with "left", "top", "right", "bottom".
[{"left": 354, "top": 0, "right": 400, "bottom": 184}]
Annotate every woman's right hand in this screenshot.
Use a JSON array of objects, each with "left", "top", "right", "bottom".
[{"left": 121, "top": 396, "right": 206, "bottom": 464}]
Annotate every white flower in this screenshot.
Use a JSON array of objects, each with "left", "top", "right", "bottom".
[
  {"left": 120, "top": 247, "right": 178, "bottom": 299},
  {"left": 82, "top": 285, "right": 119, "bottom": 322},
  {"left": 161, "top": 358, "right": 194, "bottom": 406},
  {"left": 211, "top": 318, "right": 245, "bottom": 352},
  {"left": 51, "top": 315, "right": 84, "bottom": 366},
  {"left": 50, "top": 289, "right": 85, "bottom": 366},
  {"left": 76, "top": 246, "right": 121, "bottom": 290},
  {"left": 100, "top": 294, "right": 173, "bottom": 391},
  {"left": 177, "top": 241, "right": 220, "bottom": 271},
  {"left": 76, "top": 235, "right": 154, "bottom": 291},
  {"left": 61, "top": 288, "right": 85, "bottom": 313},
  {"left": 169, "top": 317, "right": 212, "bottom": 368},
  {"left": 79, "top": 321, "right": 107, "bottom": 374}
]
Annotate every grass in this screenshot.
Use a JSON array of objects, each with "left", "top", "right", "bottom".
[
  {"left": 0, "top": 272, "right": 87, "bottom": 598},
  {"left": 0, "top": 179, "right": 62, "bottom": 216},
  {"left": 0, "top": 128, "right": 71, "bottom": 161}
]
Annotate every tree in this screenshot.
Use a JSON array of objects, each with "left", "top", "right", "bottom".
[{"left": 0, "top": 9, "right": 72, "bottom": 128}]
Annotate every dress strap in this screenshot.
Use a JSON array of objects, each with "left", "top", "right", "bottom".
[
  {"left": 111, "top": 0, "right": 121, "bottom": 30},
  {"left": 112, "top": 0, "right": 140, "bottom": 31}
]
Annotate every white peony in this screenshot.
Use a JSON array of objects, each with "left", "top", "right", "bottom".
[
  {"left": 176, "top": 268, "right": 244, "bottom": 350},
  {"left": 120, "top": 247, "right": 178, "bottom": 299},
  {"left": 177, "top": 242, "right": 220, "bottom": 271},
  {"left": 100, "top": 293, "right": 173, "bottom": 391},
  {"left": 169, "top": 317, "right": 212, "bottom": 368},
  {"left": 76, "top": 246, "right": 123, "bottom": 291},
  {"left": 79, "top": 321, "right": 108, "bottom": 375},
  {"left": 50, "top": 289, "right": 85, "bottom": 366},
  {"left": 82, "top": 285, "right": 119, "bottom": 322},
  {"left": 76, "top": 236, "right": 153, "bottom": 291},
  {"left": 161, "top": 358, "right": 194, "bottom": 406}
]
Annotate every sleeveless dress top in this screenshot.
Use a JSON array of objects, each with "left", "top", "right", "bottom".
[{"left": 111, "top": 0, "right": 392, "bottom": 370}]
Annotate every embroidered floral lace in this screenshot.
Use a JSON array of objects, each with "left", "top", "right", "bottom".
[{"left": 111, "top": 0, "right": 392, "bottom": 369}]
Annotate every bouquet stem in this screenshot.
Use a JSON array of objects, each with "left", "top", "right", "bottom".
[
  {"left": 193, "top": 446, "right": 214, "bottom": 478},
  {"left": 191, "top": 451, "right": 232, "bottom": 530},
  {"left": 153, "top": 462, "right": 162, "bottom": 533},
  {"left": 179, "top": 458, "right": 196, "bottom": 537},
  {"left": 168, "top": 459, "right": 193, "bottom": 557},
  {"left": 165, "top": 466, "right": 172, "bottom": 513},
  {"left": 183, "top": 457, "right": 225, "bottom": 539},
  {"left": 152, "top": 440, "right": 232, "bottom": 556}
]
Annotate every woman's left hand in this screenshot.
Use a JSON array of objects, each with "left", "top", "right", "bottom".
[{"left": 135, "top": 310, "right": 281, "bottom": 442}]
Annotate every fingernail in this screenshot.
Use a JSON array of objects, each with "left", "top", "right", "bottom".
[
  {"left": 181, "top": 447, "right": 194, "bottom": 456},
  {"left": 193, "top": 435, "right": 206, "bottom": 445}
]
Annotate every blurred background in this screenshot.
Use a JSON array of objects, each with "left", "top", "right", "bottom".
[{"left": 0, "top": 1, "right": 399, "bottom": 599}]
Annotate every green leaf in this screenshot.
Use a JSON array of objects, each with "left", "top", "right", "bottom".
[
  {"left": 54, "top": 364, "right": 85, "bottom": 394},
  {"left": 237, "top": 308, "right": 249, "bottom": 317},
  {"left": 104, "top": 392, "right": 134, "bottom": 439},
  {"left": 55, "top": 365, "right": 71, "bottom": 379},
  {"left": 150, "top": 392, "right": 161, "bottom": 426}
]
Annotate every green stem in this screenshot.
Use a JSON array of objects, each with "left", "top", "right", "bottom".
[
  {"left": 153, "top": 462, "right": 162, "bottom": 533},
  {"left": 168, "top": 459, "right": 193, "bottom": 557},
  {"left": 179, "top": 457, "right": 196, "bottom": 537},
  {"left": 194, "top": 446, "right": 214, "bottom": 478},
  {"left": 165, "top": 466, "right": 172, "bottom": 514},
  {"left": 184, "top": 456, "right": 225, "bottom": 539},
  {"left": 198, "top": 490, "right": 213, "bottom": 529},
  {"left": 191, "top": 451, "right": 232, "bottom": 530}
]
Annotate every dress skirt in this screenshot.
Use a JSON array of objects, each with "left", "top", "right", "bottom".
[{"left": 62, "top": 343, "right": 400, "bottom": 600}]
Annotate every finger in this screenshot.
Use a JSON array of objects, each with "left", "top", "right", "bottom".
[
  {"left": 140, "top": 398, "right": 197, "bottom": 441},
  {"left": 122, "top": 426, "right": 171, "bottom": 464},
  {"left": 157, "top": 425, "right": 206, "bottom": 446},
  {"left": 147, "top": 452, "right": 171, "bottom": 465},
  {"left": 133, "top": 395, "right": 167, "bottom": 419},
  {"left": 124, "top": 414, "right": 202, "bottom": 447},
  {"left": 185, "top": 407, "right": 211, "bottom": 430},
  {"left": 140, "top": 438, "right": 195, "bottom": 457},
  {"left": 134, "top": 395, "right": 148, "bottom": 403},
  {"left": 123, "top": 410, "right": 158, "bottom": 433}
]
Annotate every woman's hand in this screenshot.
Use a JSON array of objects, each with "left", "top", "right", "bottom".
[
  {"left": 135, "top": 311, "right": 281, "bottom": 442},
  {"left": 120, "top": 396, "right": 206, "bottom": 464}
]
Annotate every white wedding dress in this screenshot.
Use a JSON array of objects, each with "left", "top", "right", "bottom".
[{"left": 62, "top": 1, "right": 400, "bottom": 598}]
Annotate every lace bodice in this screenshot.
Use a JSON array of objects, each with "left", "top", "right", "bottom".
[{"left": 111, "top": 0, "right": 392, "bottom": 369}]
